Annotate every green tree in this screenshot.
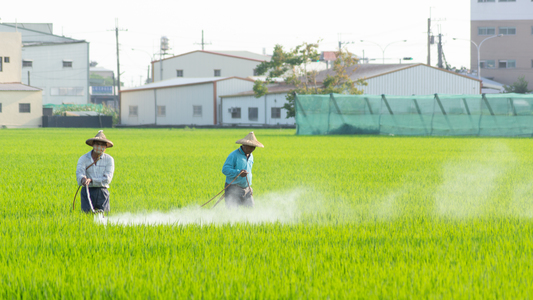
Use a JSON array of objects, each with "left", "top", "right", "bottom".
[
  {"left": 253, "top": 42, "right": 367, "bottom": 118},
  {"left": 503, "top": 76, "right": 532, "bottom": 94},
  {"left": 89, "top": 73, "right": 115, "bottom": 86}
]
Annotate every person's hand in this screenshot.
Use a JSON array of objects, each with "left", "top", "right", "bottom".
[
  {"left": 240, "top": 170, "right": 248, "bottom": 177},
  {"left": 82, "top": 177, "right": 92, "bottom": 186}
]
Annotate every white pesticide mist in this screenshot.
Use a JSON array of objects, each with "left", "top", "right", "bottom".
[
  {"left": 435, "top": 142, "right": 514, "bottom": 219},
  {"left": 96, "top": 189, "right": 303, "bottom": 226}
]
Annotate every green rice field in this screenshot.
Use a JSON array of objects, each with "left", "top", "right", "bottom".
[{"left": 2, "top": 128, "right": 533, "bottom": 299}]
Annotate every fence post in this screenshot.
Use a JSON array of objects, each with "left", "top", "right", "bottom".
[
  {"left": 412, "top": 99, "right": 428, "bottom": 135},
  {"left": 462, "top": 98, "right": 476, "bottom": 133},
  {"left": 434, "top": 94, "right": 454, "bottom": 134},
  {"left": 327, "top": 94, "right": 332, "bottom": 134},
  {"left": 364, "top": 97, "right": 374, "bottom": 115}
]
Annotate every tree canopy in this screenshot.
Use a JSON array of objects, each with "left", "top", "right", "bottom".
[
  {"left": 503, "top": 76, "right": 532, "bottom": 94},
  {"left": 253, "top": 42, "right": 367, "bottom": 118}
]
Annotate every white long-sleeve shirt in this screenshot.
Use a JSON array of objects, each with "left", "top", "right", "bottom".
[{"left": 76, "top": 151, "right": 115, "bottom": 188}]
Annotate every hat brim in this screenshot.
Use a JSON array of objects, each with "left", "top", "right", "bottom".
[
  {"left": 86, "top": 138, "right": 114, "bottom": 148},
  {"left": 236, "top": 139, "right": 264, "bottom": 148}
]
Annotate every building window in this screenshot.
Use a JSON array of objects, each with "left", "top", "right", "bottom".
[
  {"left": 480, "top": 60, "right": 495, "bottom": 68},
  {"left": 0, "top": 103, "right": 2, "bottom": 113},
  {"left": 478, "top": 27, "right": 496, "bottom": 35},
  {"left": 129, "top": 106, "right": 138, "bottom": 117},
  {"left": 230, "top": 107, "right": 241, "bottom": 119},
  {"left": 478, "top": 0, "right": 495, "bottom": 2},
  {"left": 0, "top": 58, "right": 2, "bottom": 72},
  {"left": 498, "top": 0, "right": 515, "bottom": 2},
  {"left": 157, "top": 105, "right": 166, "bottom": 117},
  {"left": 176, "top": 70, "right": 183, "bottom": 77},
  {"left": 271, "top": 107, "right": 281, "bottom": 119},
  {"left": 22, "top": 60, "right": 32, "bottom": 67},
  {"left": 248, "top": 107, "right": 258, "bottom": 121},
  {"left": 19, "top": 103, "right": 30, "bottom": 113},
  {"left": 4, "top": 57, "right": 9, "bottom": 63},
  {"left": 193, "top": 105, "right": 202, "bottom": 117},
  {"left": 253, "top": 68, "right": 259, "bottom": 76},
  {"left": 214, "top": 69, "right": 221, "bottom": 77},
  {"left": 63, "top": 60, "right": 73, "bottom": 68},
  {"left": 499, "top": 27, "right": 516, "bottom": 35},
  {"left": 50, "top": 87, "right": 84, "bottom": 96},
  {"left": 498, "top": 60, "right": 516, "bottom": 68}
]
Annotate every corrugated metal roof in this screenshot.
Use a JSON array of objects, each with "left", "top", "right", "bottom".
[
  {"left": 121, "top": 77, "right": 252, "bottom": 92},
  {"left": 209, "top": 51, "right": 271, "bottom": 61},
  {"left": 464, "top": 74, "right": 504, "bottom": 90},
  {"left": 221, "top": 64, "right": 481, "bottom": 98},
  {"left": 0, "top": 83, "right": 41, "bottom": 91},
  {"left": 157, "top": 50, "right": 270, "bottom": 63}
]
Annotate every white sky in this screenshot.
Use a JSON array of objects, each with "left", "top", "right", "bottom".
[{"left": 3, "top": 0, "right": 471, "bottom": 88}]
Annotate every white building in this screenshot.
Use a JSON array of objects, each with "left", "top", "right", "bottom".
[
  {"left": 152, "top": 50, "right": 270, "bottom": 82},
  {"left": 0, "top": 23, "right": 89, "bottom": 105},
  {"left": 220, "top": 85, "right": 295, "bottom": 126},
  {"left": 470, "top": 0, "right": 533, "bottom": 85},
  {"left": 0, "top": 32, "right": 43, "bottom": 128},
  {"left": 316, "top": 64, "right": 482, "bottom": 95},
  {"left": 219, "top": 63, "right": 481, "bottom": 126},
  {"left": 120, "top": 77, "right": 254, "bottom": 126}
]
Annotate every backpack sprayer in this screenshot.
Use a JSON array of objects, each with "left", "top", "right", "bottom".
[{"left": 201, "top": 170, "right": 252, "bottom": 208}]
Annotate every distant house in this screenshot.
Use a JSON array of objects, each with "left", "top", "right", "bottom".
[
  {"left": 220, "top": 85, "right": 295, "bottom": 126},
  {"left": 90, "top": 65, "right": 118, "bottom": 109},
  {"left": 120, "top": 77, "right": 254, "bottom": 126},
  {"left": 0, "top": 23, "right": 89, "bottom": 105},
  {"left": 0, "top": 32, "right": 43, "bottom": 128},
  {"left": 151, "top": 50, "right": 271, "bottom": 82}
]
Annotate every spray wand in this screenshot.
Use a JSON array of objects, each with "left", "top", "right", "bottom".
[{"left": 72, "top": 153, "right": 102, "bottom": 211}]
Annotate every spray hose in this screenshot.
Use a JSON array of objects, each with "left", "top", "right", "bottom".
[
  {"left": 201, "top": 170, "right": 251, "bottom": 208},
  {"left": 72, "top": 155, "right": 101, "bottom": 211}
]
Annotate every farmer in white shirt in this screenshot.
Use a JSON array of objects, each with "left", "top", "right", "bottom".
[
  {"left": 222, "top": 132, "right": 264, "bottom": 208},
  {"left": 76, "top": 130, "right": 115, "bottom": 213}
]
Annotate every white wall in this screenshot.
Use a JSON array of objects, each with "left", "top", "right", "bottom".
[
  {"left": 216, "top": 78, "right": 255, "bottom": 123},
  {"left": 361, "top": 65, "right": 480, "bottom": 95},
  {"left": 221, "top": 93, "right": 295, "bottom": 125},
  {"left": 155, "top": 83, "right": 214, "bottom": 125},
  {"left": 0, "top": 90, "right": 42, "bottom": 128},
  {"left": 120, "top": 89, "right": 155, "bottom": 125},
  {"left": 153, "top": 51, "right": 263, "bottom": 81},
  {"left": 0, "top": 32, "right": 22, "bottom": 83},
  {"left": 121, "top": 83, "right": 216, "bottom": 126},
  {"left": 471, "top": 0, "right": 533, "bottom": 21},
  {"left": 20, "top": 42, "right": 89, "bottom": 105}
]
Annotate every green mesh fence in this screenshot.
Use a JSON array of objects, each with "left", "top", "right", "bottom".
[
  {"left": 295, "top": 93, "right": 533, "bottom": 136},
  {"left": 43, "top": 103, "right": 104, "bottom": 111}
]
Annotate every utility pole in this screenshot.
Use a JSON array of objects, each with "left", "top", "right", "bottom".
[
  {"left": 160, "top": 36, "right": 170, "bottom": 81},
  {"left": 110, "top": 18, "right": 127, "bottom": 123},
  {"left": 338, "top": 41, "right": 353, "bottom": 51},
  {"left": 146, "top": 65, "right": 150, "bottom": 84},
  {"left": 195, "top": 30, "right": 212, "bottom": 50},
  {"left": 437, "top": 33, "right": 443, "bottom": 68},
  {"left": 427, "top": 18, "right": 431, "bottom": 65}
]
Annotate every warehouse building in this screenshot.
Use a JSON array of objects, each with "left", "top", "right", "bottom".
[
  {"left": 0, "top": 23, "right": 89, "bottom": 105},
  {"left": 120, "top": 77, "right": 254, "bottom": 126},
  {"left": 219, "top": 63, "right": 482, "bottom": 126},
  {"left": 152, "top": 50, "right": 270, "bottom": 82}
]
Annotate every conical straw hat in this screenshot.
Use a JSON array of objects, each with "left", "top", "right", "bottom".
[
  {"left": 86, "top": 130, "right": 114, "bottom": 148},
  {"left": 235, "top": 131, "right": 264, "bottom": 148}
]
